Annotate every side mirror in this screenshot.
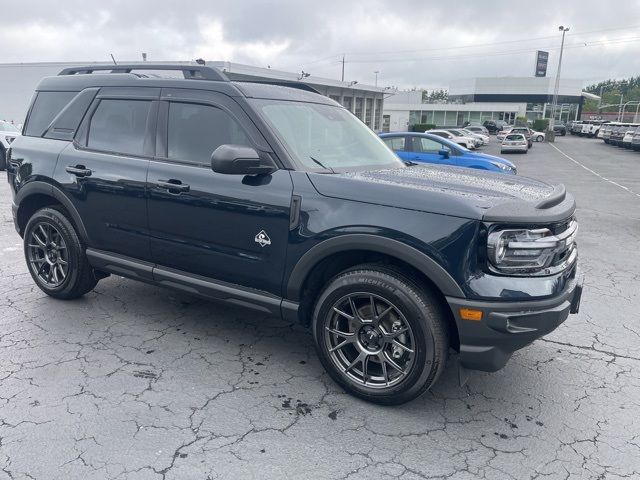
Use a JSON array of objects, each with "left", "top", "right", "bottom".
[
  {"left": 438, "top": 147, "right": 450, "bottom": 158},
  {"left": 211, "top": 145, "right": 276, "bottom": 176}
]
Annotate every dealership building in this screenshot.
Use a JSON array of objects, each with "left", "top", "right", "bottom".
[
  {"left": 382, "top": 76, "right": 590, "bottom": 132},
  {"left": 0, "top": 61, "right": 386, "bottom": 129}
]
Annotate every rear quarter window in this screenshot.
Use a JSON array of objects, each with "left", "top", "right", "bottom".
[{"left": 24, "top": 91, "right": 77, "bottom": 137}]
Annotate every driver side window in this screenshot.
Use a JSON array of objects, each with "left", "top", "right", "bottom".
[
  {"left": 411, "top": 137, "right": 442, "bottom": 153},
  {"left": 167, "top": 102, "right": 251, "bottom": 165}
]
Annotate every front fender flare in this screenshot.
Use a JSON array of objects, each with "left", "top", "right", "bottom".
[{"left": 286, "top": 234, "right": 465, "bottom": 301}]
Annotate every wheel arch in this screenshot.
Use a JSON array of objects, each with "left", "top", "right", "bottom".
[
  {"left": 287, "top": 235, "right": 463, "bottom": 349},
  {"left": 15, "top": 182, "right": 89, "bottom": 242}
]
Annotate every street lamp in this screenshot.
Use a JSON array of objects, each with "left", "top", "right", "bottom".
[
  {"left": 550, "top": 26, "right": 570, "bottom": 136},
  {"left": 374, "top": 71, "right": 380, "bottom": 87}
]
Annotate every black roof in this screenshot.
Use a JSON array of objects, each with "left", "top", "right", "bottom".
[{"left": 35, "top": 64, "right": 336, "bottom": 105}]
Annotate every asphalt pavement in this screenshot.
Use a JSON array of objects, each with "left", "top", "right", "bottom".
[{"left": 0, "top": 135, "right": 639, "bottom": 479}]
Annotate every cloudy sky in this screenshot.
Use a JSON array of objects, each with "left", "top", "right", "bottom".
[{"left": 3, "top": 0, "right": 640, "bottom": 89}]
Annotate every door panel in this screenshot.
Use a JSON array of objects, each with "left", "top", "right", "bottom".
[
  {"left": 53, "top": 91, "right": 158, "bottom": 261},
  {"left": 147, "top": 162, "right": 293, "bottom": 296},
  {"left": 55, "top": 145, "right": 150, "bottom": 259},
  {"left": 409, "top": 136, "right": 453, "bottom": 165},
  {"left": 147, "top": 94, "right": 292, "bottom": 296}
]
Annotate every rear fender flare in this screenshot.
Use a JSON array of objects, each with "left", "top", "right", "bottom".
[{"left": 15, "top": 181, "right": 89, "bottom": 242}]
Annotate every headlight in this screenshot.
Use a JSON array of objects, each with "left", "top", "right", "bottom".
[
  {"left": 487, "top": 220, "right": 578, "bottom": 275},
  {"left": 490, "top": 161, "right": 515, "bottom": 173}
]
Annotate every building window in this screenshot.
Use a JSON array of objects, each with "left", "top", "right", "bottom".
[
  {"left": 329, "top": 95, "right": 341, "bottom": 103},
  {"left": 355, "top": 98, "right": 363, "bottom": 120},
  {"left": 365, "top": 98, "right": 373, "bottom": 127},
  {"left": 374, "top": 99, "right": 383, "bottom": 130},
  {"left": 409, "top": 110, "right": 421, "bottom": 125},
  {"left": 342, "top": 96, "right": 353, "bottom": 112},
  {"left": 382, "top": 115, "right": 390, "bottom": 132}
]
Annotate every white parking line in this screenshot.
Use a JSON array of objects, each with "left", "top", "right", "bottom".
[{"left": 549, "top": 143, "right": 640, "bottom": 199}]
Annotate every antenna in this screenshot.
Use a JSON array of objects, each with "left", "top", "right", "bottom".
[{"left": 110, "top": 54, "right": 117, "bottom": 65}]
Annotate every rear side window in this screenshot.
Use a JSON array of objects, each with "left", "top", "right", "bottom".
[
  {"left": 87, "top": 99, "right": 152, "bottom": 156},
  {"left": 24, "top": 91, "right": 77, "bottom": 137},
  {"left": 167, "top": 102, "right": 251, "bottom": 164}
]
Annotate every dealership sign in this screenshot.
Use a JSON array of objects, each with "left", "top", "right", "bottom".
[{"left": 535, "top": 51, "right": 549, "bottom": 77}]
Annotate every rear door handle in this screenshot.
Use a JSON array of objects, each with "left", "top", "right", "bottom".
[
  {"left": 156, "top": 179, "right": 190, "bottom": 193},
  {"left": 65, "top": 165, "right": 92, "bottom": 177}
]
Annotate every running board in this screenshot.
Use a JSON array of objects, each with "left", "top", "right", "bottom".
[{"left": 86, "top": 248, "right": 298, "bottom": 319}]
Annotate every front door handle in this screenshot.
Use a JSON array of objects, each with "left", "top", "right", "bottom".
[
  {"left": 65, "top": 165, "right": 92, "bottom": 177},
  {"left": 156, "top": 179, "right": 190, "bottom": 193}
]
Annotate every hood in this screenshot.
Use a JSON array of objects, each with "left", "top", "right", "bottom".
[{"left": 308, "top": 164, "right": 575, "bottom": 222}]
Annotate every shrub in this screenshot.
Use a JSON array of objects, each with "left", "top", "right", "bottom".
[
  {"left": 533, "top": 118, "right": 550, "bottom": 132},
  {"left": 410, "top": 123, "right": 437, "bottom": 132},
  {"left": 515, "top": 116, "right": 528, "bottom": 126}
]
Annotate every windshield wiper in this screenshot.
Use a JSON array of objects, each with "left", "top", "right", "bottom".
[{"left": 309, "top": 156, "right": 336, "bottom": 173}]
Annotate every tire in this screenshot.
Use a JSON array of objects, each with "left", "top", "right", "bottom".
[
  {"left": 312, "top": 265, "right": 449, "bottom": 405},
  {"left": 24, "top": 207, "right": 98, "bottom": 299},
  {"left": 536, "top": 135, "right": 544, "bottom": 142},
  {"left": 0, "top": 146, "right": 6, "bottom": 171},
  {"left": 561, "top": 131, "right": 566, "bottom": 136}
]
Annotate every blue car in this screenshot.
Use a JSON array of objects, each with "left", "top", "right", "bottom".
[{"left": 380, "top": 132, "right": 517, "bottom": 174}]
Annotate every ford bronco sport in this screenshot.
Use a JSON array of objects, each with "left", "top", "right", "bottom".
[{"left": 7, "top": 64, "right": 582, "bottom": 404}]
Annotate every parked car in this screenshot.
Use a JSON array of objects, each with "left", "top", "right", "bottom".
[
  {"left": 601, "top": 124, "right": 615, "bottom": 143},
  {"left": 631, "top": 128, "right": 640, "bottom": 151},
  {"left": 465, "top": 125, "right": 490, "bottom": 136},
  {"left": 8, "top": 63, "right": 582, "bottom": 405},
  {"left": 379, "top": 132, "right": 516, "bottom": 174},
  {"left": 0, "top": 120, "right": 21, "bottom": 171},
  {"left": 622, "top": 126, "right": 639, "bottom": 148},
  {"left": 569, "top": 122, "right": 583, "bottom": 135},
  {"left": 500, "top": 133, "right": 528, "bottom": 154},
  {"left": 460, "top": 128, "right": 490, "bottom": 145},
  {"left": 553, "top": 123, "right": 567, "bottom": 136},
  {"left": 497, "top": 127, "right": 533, "bottom": 148},
  {"left": 446, "top": 128, "right": 483, "bottom": 148},
  {"left": 531, "top": 130, "right": 546, "bottom": 142},
  {"left": 428, "top": 129, "right": 477, "bottom": 149},
  {"left": 610, "top": 125, "right": 628, "bottom": 146},
  {"left": 482, "top": 119, "right": 509, "bottom": 134}
]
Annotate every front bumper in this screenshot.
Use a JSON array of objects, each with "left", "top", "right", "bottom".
[{"left": 446, "top": 270, "right": 583, "bottom": 372}]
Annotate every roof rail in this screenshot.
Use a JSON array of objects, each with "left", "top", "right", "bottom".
[
  {"left": 58, "top": 64, "right": 229, "bottom": 81},
  {"left": 232, "top": 80, "right": 320, "bottom": 94}
]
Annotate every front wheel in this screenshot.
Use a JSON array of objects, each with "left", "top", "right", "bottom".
[
  {"left": 536, "top": 135, "right": 544, "bottom": 142},
  {"left": 312, "top": 266, "right": 449, "bottom": 405},
  {"left": 24, "top": 207, "right": 98, "bottom": 299}
]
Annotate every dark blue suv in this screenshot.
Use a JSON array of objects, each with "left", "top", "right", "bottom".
[
  {"left": 380, "top": 132, "right": 516, "bottom": 174},
  {"left": 7, "top": 64, "right": 582, "bottom": 405}
]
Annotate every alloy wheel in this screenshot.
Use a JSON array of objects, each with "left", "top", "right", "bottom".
[
  {"left": 26, "top": 222, "right": 69, "bottom": 288},
  {"left": 324, "top": 292, "right": 416, "bottom": 389}
]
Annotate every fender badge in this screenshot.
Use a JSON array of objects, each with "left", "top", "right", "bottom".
[{"left": 255, "top": 230, "right": 271, "bottom": 247}]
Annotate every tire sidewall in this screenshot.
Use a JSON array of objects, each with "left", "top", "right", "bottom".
[
  {"left": 24, "top": 208, "right": 82, "bottom": 297},
  {"left": 312, "top": 270, "right": 440, "bottom": 404}
]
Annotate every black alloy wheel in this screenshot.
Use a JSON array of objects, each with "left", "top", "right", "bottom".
[{"left": 313, "top": 265, "right": 449, "bottom": 405}]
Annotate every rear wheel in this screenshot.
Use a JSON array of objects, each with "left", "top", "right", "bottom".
[
  {"left": 312, "top": 265, "right": 449, "bottom": 405},
  {"left": 24, "top": 207, "right": 98, "bottom": 299},
  {"left": 536, "top": 135, "right": 544, "bottom": 142}
]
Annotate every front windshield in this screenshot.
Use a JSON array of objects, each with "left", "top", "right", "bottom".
[
  {"left": 255, "top": 100, "right": 405, "bottom": 171},
  {"left": 0, "top": 121, "right": 19, "bottom": 132},
  {"left": 447, "top": 130, "right": 462, "bottom": 137}
]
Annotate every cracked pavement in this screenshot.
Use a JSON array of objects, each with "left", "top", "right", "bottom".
[{"left": 1, "top": 135, "right": 639, "bottom": 479}]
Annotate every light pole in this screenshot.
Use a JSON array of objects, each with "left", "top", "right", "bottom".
[
  {"left": 374, "top": 71, "right": 380, "bottom": 87},
  {"left": 550, "top": 26, "right": 570, "bottom": 136}
]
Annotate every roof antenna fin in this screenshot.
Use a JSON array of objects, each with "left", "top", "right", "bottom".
[{"left": 110, "top": 54, "right": 117, "bottom": 65}]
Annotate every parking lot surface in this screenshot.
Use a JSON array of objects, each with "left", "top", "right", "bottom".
[{"left": 1, "top": 135, "right": 639, "bottom": 480}]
